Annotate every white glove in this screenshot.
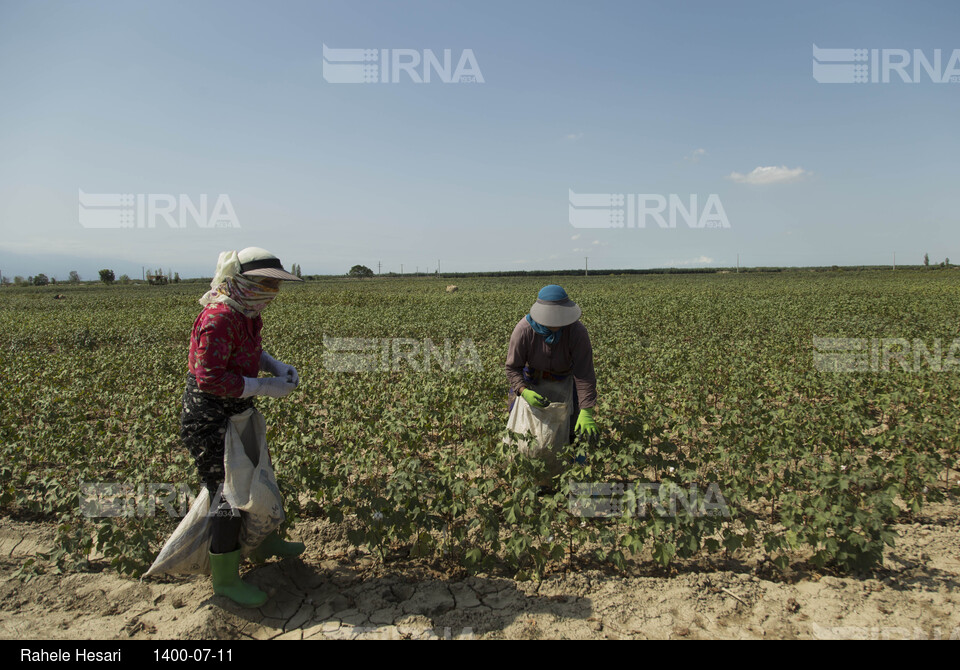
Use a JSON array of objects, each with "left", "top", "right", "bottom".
[
  {"left": 240, "top": 377, "right": 297, "bottom": 399},
  {"left": 260, "top": 351, "right": 299, "bottom": 386}
]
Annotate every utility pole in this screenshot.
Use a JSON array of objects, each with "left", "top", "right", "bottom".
[
  {"left": 378, "top": 261, "right": 381, "bottom": 275},
  {"left": 401, "top": 264, "right": 403, "bottom": 275},
  {"left": 584, "top": 257, "right": 588, "bottom": 276},
  {"left": 437, "top": 259, "right": 440, "bottom": 276}
]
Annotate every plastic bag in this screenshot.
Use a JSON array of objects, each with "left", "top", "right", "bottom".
[
  {"left": 144, "top": 407, "right": 285, "bottom": 577},
  {"left": 504, "top": 378, "right": 574, "bottom": 482}
]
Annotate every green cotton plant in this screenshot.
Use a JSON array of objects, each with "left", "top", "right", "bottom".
[{"left": 3, "top": 272, "right": 959, "bottom": 579}]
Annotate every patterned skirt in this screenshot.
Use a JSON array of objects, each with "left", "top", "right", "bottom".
[{"left": 180, "top": 373, "right": 254, "bottom": 492}]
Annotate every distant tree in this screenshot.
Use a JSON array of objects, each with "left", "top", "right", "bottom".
[
  {"left": 69, "top": 270, "right": 80, "bottom": 283},
  {"left": 119, "top": 274, "right": 131, "bottom": 285},
  {"left": 924, "top": 253, "right": 930, "bottom": 266},
  {"left": 0, "top": 276, "right": 10, "bottom": 287},
  {"left": 99, "top": 269, "right": 115, "bottom": 284},
  {"left": 293, "top": 263, "right": 302, "bottom": 278},
  {"left": 33, "top": 274, "right": 49, "bottom": 286},
  {"left": 14, "top": 276, "right": 24, "bottom": 286},
  {"left": 348, "top": 264, "right": 374, "bottom": 279},
  {"left": 173, "top": 272, "right": 181, "bottom": 283},
  {"left": 946, "top": 258, "right": 951, "bottom": 267}
]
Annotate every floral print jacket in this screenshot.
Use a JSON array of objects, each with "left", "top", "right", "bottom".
[{"left": 187, "top": 303, "right": 262, "bottom": 397}]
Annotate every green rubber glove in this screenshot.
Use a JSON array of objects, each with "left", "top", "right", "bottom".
[
  {"left": 575, "top": 408, "right": 599, "bottom": 438},
  {"left": 521, "top": 388, "right": 549, "bottom": 408}
]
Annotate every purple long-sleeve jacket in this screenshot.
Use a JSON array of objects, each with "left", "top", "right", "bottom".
[{"left": 505, "top": 318, "right": 597, "bottom": 409}]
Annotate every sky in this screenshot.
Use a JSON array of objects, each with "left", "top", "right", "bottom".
[{"left": 1, "top": 0, "right": 958, "bottom": 279}]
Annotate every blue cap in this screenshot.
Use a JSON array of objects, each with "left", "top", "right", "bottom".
[{"left": 537, "top": 285, "right": 569, "bottom": 301}]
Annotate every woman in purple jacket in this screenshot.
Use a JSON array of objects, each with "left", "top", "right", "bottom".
[{"left": 505, "top": 285, "right": 599, "bottom": 441}]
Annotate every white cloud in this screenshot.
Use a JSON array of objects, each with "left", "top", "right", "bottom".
[
  {"left": 563, "top": 132, "right": 583, "bottom": 141},
  {"left": 727, "top": 166, "right": 809, "bottom": 185},
  {"left": 665, "top": 256, "right": 714, "bottom": 266},
  {"left": 571, "top": 234, "right": 581, "bottom": 240},
  {"left": 685, "top": 148, "right": 707, "bottom": 163}
]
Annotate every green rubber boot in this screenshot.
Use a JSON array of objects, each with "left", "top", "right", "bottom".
[
  {"left": 249, "top": 531, "right": 306, "bottom": 564},
  {"left": 209, "top": 550, "right": 268, "bottom": 608}
]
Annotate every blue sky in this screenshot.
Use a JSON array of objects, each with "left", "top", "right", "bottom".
[{"left": 1, "top": 0, "right": 958, "bottom": 279}]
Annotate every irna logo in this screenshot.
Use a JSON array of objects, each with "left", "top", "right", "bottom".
[
  {"left": 78, "top": 190, "right": 240, "bottom": 229},
  {"left": 322, "top": 44, "right": 484, "bottom": 84},
  {"left": 568, "top": 191, "right": 730, "bottom": 229},
  {"left": 812, "top": 45, "right": 960, "bottom": 83}
]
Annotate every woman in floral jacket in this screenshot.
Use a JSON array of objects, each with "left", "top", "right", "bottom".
[{"left": 181, "top": 247, "right": 302, "bottom": 607}]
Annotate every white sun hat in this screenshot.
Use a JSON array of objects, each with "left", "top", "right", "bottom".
[
  {"left": 529, "top": 285, "right": 582, "bottom": 328},
  {"left": 237, "top": 247, "right": 303, "bottom": 281}
]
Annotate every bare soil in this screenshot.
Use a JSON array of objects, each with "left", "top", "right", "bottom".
[{"left": 1, "top": 504, "right": 958, "bottom": 640}]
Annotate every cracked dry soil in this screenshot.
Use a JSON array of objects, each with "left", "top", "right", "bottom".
[{"left": 1, "top": 505, "right": 958, "bottom": 640}]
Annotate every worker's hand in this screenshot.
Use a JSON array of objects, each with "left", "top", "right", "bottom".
[
  {"left": 575, "top": 408, "right": 599, "bottom": 439},
  {"left": 261, "top": 351, "right": 299, "bottom": 386},
  {"left": 240, "top": 377, "right": 298, "bottom": 399},
  {"left": 275, "top": 362, "right": 299, "bottom": 386},
  {"left": 521, "top": 388, "right": 549, "bottom": 408}
]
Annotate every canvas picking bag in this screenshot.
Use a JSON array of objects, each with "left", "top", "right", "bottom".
[
  {"left": 145, "top": 407, "right": 285, "bottom": 577},
  {"left": 504, "top": 377, "right": 574, "bottom": 482}
]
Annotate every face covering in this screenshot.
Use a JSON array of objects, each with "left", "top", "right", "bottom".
[
  {"left": 526, "top": 314, "right": 562, "bottom": 344},
  {"left": 200, "top": 250, "right": 280, "bottom": 318}
]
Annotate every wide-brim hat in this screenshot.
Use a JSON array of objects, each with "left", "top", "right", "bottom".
[
  {"left": 237, "top": 247, "right": 303, "bottom": 282},
  {"left": 529, "top": 284, "right": 581, "bottom": 328}
]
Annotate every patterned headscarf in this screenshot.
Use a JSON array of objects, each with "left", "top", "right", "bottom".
[{"left": 199, "top": 250, "right": 280, "bottom": 318}]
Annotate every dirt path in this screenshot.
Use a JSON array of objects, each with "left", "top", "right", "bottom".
[{"left": 1, "top": 507, "right": 958, "bottom": 640}]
